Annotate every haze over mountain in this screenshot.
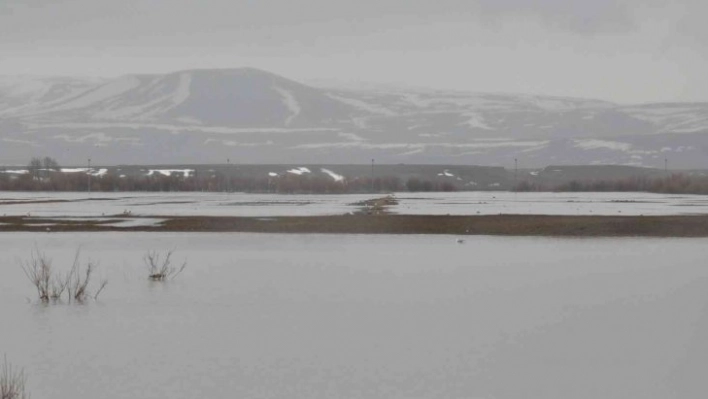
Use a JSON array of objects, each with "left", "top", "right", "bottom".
[{"left": 1, "top": 68, "right": 707, "bottom": 168}]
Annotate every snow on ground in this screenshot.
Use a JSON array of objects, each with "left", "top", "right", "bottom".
[
  {"left": 321, "top": 168, "right": 344, "bottom": 182},
  {"left": 287, "top": 167, "right": 311, "bottom": 175},
  {"left": 147, "top": 169, "right": 195, "bottom": 177},
  {"left": 104, "top": 218, "right": 166, "bottom": 228},
  {"left": 1, "top": 192, "right": 708, "bottom": 218},
  {"left": 0, "top": 169, "right": 29, "bottom": 174},
  {"left": 90, "top": 169, "right": 108, "bottom": 177},
  {"left": 268, "top": 172, "right": 279, "bottom": 177},
  {"left": 437, "top": 170, "right": 455, "bottom": 177}
]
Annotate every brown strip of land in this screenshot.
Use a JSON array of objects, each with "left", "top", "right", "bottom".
[{"left": 2, "top": 214, "right": 708, "bottom": 237}]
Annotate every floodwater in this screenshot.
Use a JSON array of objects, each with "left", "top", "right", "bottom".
[
  {"left": 2, "top": 191, "right": 708, "bottom": 217},
  {"left": 2, "top": 232, "right": 707, "bottom": 398}
]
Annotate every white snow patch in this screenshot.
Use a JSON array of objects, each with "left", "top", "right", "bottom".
[
  {"left": 90, "top": 169, "right": 107, "bottom": 177},
  {"left": 337, "top": 132, "right": 366, "bottom": 142},
  {"left": 273, "top": 86, "right": 301, "bottom": 126},
  {"left": 462, "top": 113, "right": 493, "bottom": 130},
  {"left": 204, "top": 139, "right": 274, "bottom": 147},
  {"left": 0, "top": 169, "right": 29, "bottom": 174},
  {"left": 60, "top": 168, "right": 89, "bottom": 173},
  {"left": 326, "top": 93, "right": 397, "bottom": 116},
  {"left": 49, "top": 76, "right": 141, "bottom": 111},
  {"left": 293, "top": 140, "right": 547, "bottom": 151},
  {"left": 321, "top": 168, "right": 344, "bottom": 182},
  {"left": 147, "top": 169, "right": 194, "bottom": 177},
  {"left": 53, "top": 133, "right": 140, "bottom": 145},
  {"left": 268, "top": 172, "right": 279, "bottom": 177},
  {"left": 437, "top": 170, "right": 455, "bottom": 177},
  {"left": 287, "top": 167, "right": 311, "bottom": 175},
  {"left": 172, "top": 73, "right": 192, "bottom": 106},
  {"left": 29, "top": 122, "right": 338, "bottom": 135},
  {"left": 574, "top": 139, "right": 632, "bottom": 151}
]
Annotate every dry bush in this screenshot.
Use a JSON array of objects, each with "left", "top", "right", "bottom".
[
  {"left": 20, "top": 246, "right": 52, "bottom": 303},
  {"left": 20, "top": 247, "right": 107, "bottom": 303},
  {"left": 1, "top": 355, "right": 29, "bottom": 399},
  {"left": 144, "top": 250, "right": 186, "bottom": 281}
]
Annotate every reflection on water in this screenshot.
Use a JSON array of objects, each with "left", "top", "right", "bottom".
[{"left": 1, "top": 232, "right": 708, "bottom": 398}]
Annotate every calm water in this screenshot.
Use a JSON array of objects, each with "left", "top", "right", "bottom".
[{"left": 2, "top": 232, "right": 708, "bottom": 398}]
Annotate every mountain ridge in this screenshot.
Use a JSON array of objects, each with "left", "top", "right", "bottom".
[{"left": 1, "top": 68, "right": 708, "bottom": 167}]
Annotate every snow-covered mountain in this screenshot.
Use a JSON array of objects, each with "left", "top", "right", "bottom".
[{"left": 1, "top": 68, "right": 708, "bottom": 168}]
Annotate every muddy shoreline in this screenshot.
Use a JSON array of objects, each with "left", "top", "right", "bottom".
[{"left": 2, "top": 214, "right": 708, "bottom": 237}]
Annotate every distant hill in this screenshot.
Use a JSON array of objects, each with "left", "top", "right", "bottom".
[{"left": 1, "top": 68, "right": 708, "bottom": 167}]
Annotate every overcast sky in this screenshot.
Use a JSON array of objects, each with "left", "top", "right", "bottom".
[{"left": 1, "top": 0, "right": 706, "bottom": 103}]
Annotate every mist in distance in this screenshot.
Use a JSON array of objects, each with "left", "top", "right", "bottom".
[{"left": 2, "top": 0, "right": 708, "bottom": 103}]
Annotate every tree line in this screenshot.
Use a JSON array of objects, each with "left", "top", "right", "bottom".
[
  {"left": 515, "top": 173, "right": 708, "bottom": 195},
  {"left": 0, "top": 158, "right": 458, "bottom": 193}
]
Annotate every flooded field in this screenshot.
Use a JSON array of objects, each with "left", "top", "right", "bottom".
[
  {"left": 2, "top": 232, "right": 707, "bottom": 398},
  {"left": 1, "top": 191, "right": 708, "bottom": 217}
]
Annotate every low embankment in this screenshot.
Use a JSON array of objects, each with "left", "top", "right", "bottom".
[{"left": 2, "top": 214, "right": 708, "bottom": 237}]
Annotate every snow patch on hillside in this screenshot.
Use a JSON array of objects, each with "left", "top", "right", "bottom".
[
  {"left": 326, "top": 93, "right": 397, "bottom": 116},
  {"left": 50, "top": 76, "right": 141, "bottom": 111},
  {"left": 273, "top": 86, "right": 301, "bottom": 126},
  {"left": 147, "top": 169, "right": 194, "bottom": 177},
  {"left": 172, "top": 73, "right": 192, "bottom": 106},
  {"left": 28, "top": 122, "right": 338, "bottom": 135},
  {"left": 287, "top": 167, "right": 311, "bottom": 175},
  {"left": 574, "top": 139, "right": 632, "bottom": 151},
  {"left": 321, "top": 168, "right": 344, "bottom": 182},
  {"left": 462, "top": 113, "right": 493, "bottom": 130}
]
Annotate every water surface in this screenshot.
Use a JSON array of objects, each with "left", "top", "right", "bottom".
[{"left": 1, "top": 232, "right": 707, "bottom": 398}]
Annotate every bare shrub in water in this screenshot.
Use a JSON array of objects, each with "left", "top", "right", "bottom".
[
  {"left": 21, "top": 247, "right": 107, "bottom": 303},
  {"left": 1, "top": 355, "right": 29, "bottom": 399},
  {"left": 20, "top": 246, "right": 52, "bottom": 302},
  {"left": 65, "top": 251, "right": 107, "bottom": 303},
  {"left": 144, "top": 249, "right": 186, "bottom": 281}
]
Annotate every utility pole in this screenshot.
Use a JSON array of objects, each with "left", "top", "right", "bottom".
[
  {"left": 226, "top": 158, "right": 230, "bottom": 193},
  {"left": 514, "top": 158, "right": 518, "bottom": 191},
  {"left": 664, "top": 157, "right": 668, "bottom": 175},
  {"left": 370, "top": 158, "right": 375, "bottom": 193},
  {"left": 87, "top": 158, "right": 91, "bottom": 194}
]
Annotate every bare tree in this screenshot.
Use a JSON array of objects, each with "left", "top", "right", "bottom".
[
  {"left": 27, "top": 158, "right": 42, "bottom": 181},
  {"left": 20, "top": 246, "right": 52, "bottom": 302},
  {"left": 20, "top": 247, "right": 107, "bottom": 303},
  {"left": 42, "top": 156, "right": 60, "bottom": 171},
  {"left": 144, "top": 250, "right": 187, "bottom": 280},
  {"left": 1, "top": 355, "right": 29, "bottom": 399}
]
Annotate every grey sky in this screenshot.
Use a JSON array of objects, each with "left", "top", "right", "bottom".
[{"left": 1, "top": 0, "right": 706, "bottom": 103}]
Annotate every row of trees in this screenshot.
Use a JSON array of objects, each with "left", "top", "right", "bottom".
[
  {"left": 0, "top": 169, "right": 458, "bottom": 193},
  {"left": 515, "top": 174, "right": 708, "bottom": 194},
  {"left": 9, "top": 156, "right": 708, "bottom": 194},
  {"left": 7, "top": 170, "right": 708, "bottom": 194}
]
